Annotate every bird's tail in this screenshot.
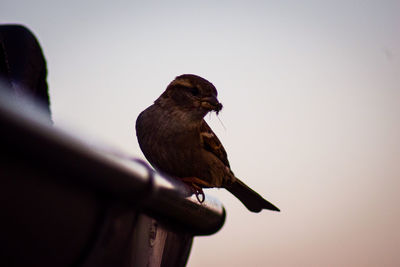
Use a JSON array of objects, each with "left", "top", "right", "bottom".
[{"left": 226, "top": 178, "right": 280, "bottom": 213}]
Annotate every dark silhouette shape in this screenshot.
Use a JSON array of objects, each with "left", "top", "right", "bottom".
[{"left": 0, "top": 24, "right": 51, "bottom": 121}]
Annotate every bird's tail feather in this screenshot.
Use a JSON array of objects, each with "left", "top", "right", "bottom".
[{"left": 227, "top": 178, "right": 280, "bottom": 213}]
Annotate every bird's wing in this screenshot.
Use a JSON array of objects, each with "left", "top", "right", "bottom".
[{"left": 200, "top": 120, "right": 230, "bottom": 168}]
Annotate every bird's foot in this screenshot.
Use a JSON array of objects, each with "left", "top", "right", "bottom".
[
  {"left": 193, "top": 185, "right": 205, "bottom": 203},
  {"left": 181, "top": 177, "right": 210, "bottom": 203}
]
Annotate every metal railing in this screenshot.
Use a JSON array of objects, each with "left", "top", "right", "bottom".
[
  {"left": 0, "top": 24, "right": 225, "bottom": 267},
  {"left": 0, "top": 90, "right": 225, "bottom": 235}
]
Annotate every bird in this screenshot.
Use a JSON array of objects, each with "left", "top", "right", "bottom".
[{"left": 135, "top": 74, "right": 279, "bottom": 212}]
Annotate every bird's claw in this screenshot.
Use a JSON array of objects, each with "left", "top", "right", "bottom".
[
  {"left": 195, "top": 189, "right": 205, "bottom": 203},
  {"left": 181, "top": 177, "right": 207, "bottom": 203}
]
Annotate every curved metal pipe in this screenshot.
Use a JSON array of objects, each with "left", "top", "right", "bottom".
[{"left": 0, "top": 88, "right": 225, "bottom": 236}]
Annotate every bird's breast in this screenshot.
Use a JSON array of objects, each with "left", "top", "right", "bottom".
[{"left": 136, "top": 105, "right": 203, "bottom": 178}]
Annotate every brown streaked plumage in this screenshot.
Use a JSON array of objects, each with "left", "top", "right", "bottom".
[{"left": 135, "top": 74, "right": 279, "bottom": 212}]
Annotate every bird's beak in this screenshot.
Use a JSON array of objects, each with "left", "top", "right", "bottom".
[{"left": 200, "top": 96, "right": 223, "bottom": 113}]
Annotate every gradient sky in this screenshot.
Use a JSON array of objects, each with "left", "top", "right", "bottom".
[{"left": 2, "top": 1, "right": 400, "bottom": 266}]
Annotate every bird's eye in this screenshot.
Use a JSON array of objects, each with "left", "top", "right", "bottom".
[{"left": 188, "top": 87, "right": 200, "bottom": 96}]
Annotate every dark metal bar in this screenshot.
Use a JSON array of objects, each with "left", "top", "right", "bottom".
[{"left": 0, "top": 89, "right": 226, "bottom": 236}]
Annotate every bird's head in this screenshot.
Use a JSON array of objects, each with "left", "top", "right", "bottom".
[{"left": 156, "top": 74, "right": 223, "bottom": 119}]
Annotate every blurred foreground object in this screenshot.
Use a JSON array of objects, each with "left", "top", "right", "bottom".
[
  {"left": 0, "top": 24, "right": 225, "bottom": 267},
  {"left": 0, "top": 24, "right": 51, "bottom": 121}
]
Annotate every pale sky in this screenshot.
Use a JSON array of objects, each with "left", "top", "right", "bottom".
[{"left": 2, "top": 1, "right": 400, "bottom": 266}]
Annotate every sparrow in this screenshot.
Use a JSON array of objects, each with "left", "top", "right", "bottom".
[{"left": 135, "top": 74, "right": 279, "bottom": 212}]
